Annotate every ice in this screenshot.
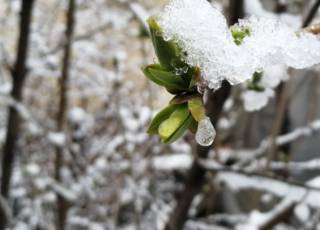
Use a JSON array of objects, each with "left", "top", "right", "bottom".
[
  {"left": 195, "top": 116, "right": 216, "bottom": 146},
  {"left": 157, "top": 0, "right": 320, "bottom": 90}
]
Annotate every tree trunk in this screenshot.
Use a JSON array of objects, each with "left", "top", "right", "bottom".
[
  {"left": 0, "top": 0, "right": 35, "bottom": 228},
  {"left": 55, "top": 0, "right": 76, "bottom": 229},
  {"left": 165, "top": 1, "right": 243, "bottom": 229}
]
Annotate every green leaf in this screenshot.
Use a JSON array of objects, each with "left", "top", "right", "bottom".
[
  {"left": 158, "top": 104, "right": 189, "bottom": 141},
  {"left": 147, "top": 104, "right": 180, "bottom": 134},
  {"left": 163, "top": 115, "right": 193, "bottom": 144},
  {"left": 188, "top": 97, "right": 206, "bottom": 122},
  {"left": 142, "top": 64, "right": 189, "bottom": 90},
  {"left": 147, "top": 17, "right": 185, "bottom": 71}
]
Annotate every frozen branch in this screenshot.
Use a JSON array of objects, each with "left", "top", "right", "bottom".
[
  {"left": 216, "top": 171, "right": 320, "bottom": 208},
  {"left": 237, "top": 198, "right": 295, "bottom": 230},
  {"left": 235, "top": 119, "right": 320, "bottom": 167}
]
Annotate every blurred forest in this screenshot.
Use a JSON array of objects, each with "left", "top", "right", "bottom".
[{"left": 1, "top": 0, "right": 320, "bottom": 230}]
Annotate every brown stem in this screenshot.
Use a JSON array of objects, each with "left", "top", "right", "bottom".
[
  {"left": 0, "top": 0, "right": 35, "bottom": 228},
  {"left": 55, "top": 0, "right": 76, "bottom": 229},
  {"left": 164, "top": 1, "right": 244, "bottom": 228},
  {"left": 165, "top": 82, "right": 231, "bottom": 230}
]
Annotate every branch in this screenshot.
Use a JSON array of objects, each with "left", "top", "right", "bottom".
[
  {"left": 235, "top": 119, "right": 320, "bottom": 167},
  {"left": 303, "top": 0, "right": 320, "bottom": 27},
  {"left": 215, "top": 170, "right": 320, "bottom": 207}
]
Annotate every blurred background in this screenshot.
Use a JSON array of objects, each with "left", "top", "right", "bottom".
[{"left": 1, "top": 0, "right": 320, "bottom": 229}]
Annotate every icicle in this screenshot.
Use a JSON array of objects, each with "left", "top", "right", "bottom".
[{"left": 195, "top": 116, "right": 216, "bottom": 146}]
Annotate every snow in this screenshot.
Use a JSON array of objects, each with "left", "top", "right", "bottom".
[
  {"left": 25, "top": 163, "right": 41, "bottom": 176},
  {"left": 236, "top": 198, "right": 294, "bottom": 230},
  {"left": 152, "top": 153, "right": 192, "bottom": 171},
  {"left": 0, "top": 82, "right": 12, "bottom": 94},
  {"left": 294, "top": 203, "right": 310, "bottom": 222},
  {"left": 47, "top": 132, "right": 66, "bottom": 147},
  {"left": 68, "top": 107, "right": 86, "bottom": 124},
  {"left": 244, "top": 0, "right": 274, "bottom": 18},
  {"left": 307, "top": 176, "right": 320, "bottom": 188},
  {"left": 242, "top": 88, "right": 274, "bottom": 112},
  {"left": 217, "top": 172, "right": 320, "bottom": 209},
  {"left": 242, "top": 64, "right": 290, "bottom": 111},
  {"left": 158, "top": 0, "right": 320, "bottom": 89}
]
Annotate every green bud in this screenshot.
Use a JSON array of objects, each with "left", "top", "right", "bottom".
[
  {"left": 188, "top": 97, "right": 206, "bottom": 122},
  {"left": 147, "top": 104, "right": 180, "bottom": 134},
  {"left": 230, "top": 25, "right": 251, "bottom": 45},
  {"left": 158, "top": 104, "right": 191, "bottom": 143},
  {"left": 147, "top": 17, "right": 185, "bottom": 71},
  {"left": 247, "top": 71, "right": 265, "bottom": 92}
]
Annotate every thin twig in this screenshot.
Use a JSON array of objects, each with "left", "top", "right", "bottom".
[{"left": 303, "top": 0, "right": 320, "bottom": 27}]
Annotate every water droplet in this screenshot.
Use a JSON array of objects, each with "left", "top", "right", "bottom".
[{"left": 195, "top": 116, "right": 216, "bottom": 146}]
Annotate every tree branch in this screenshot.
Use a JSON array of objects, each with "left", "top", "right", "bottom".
[{"left": 0, "top": 0, "right": 35, "bottom": 228}]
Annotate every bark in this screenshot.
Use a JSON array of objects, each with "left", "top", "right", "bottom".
[
  {"left": 0, "top": 0, "right": 35, "bottom": 228},
  {"left": 165, "top": 82, "right": 231, "bottom": 230},
  {"left": 165, "top": 1, "right": 243, "bottom": 229},
  {"left": 55, "top": 0, "right": 76, "bottom": 229}
]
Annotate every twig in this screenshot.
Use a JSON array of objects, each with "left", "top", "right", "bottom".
[
  {"left": 165, "top": 1, "right": 243, "bottom": 229},
  {"left": 302, "top": 0, "right": 320, "bottom": 27},
  {"left": 236, "top": 119, "right": 320, "bottom": 167},
  {"left": 0, "top": 1, "right": 35, "bottom": 228},
  {"left": 200, "top": 160, "right": 320, "bottom": 192},
  {"left": 55, "top": 0, "right": 76, "bottom": 229}
]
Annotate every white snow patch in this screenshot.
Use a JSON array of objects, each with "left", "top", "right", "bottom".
[
  {"left": 158, "top": 0, "right": 320, "bottom": 89},
  {"left": 152, "top": 154, "right": 192, "bottom": 171},
  {"left": 68, "top": 107, "right": 86, "bottom": 124},
  {"left": 47, "top": 132, "right": 66, "bottom": 147},
  {"left": 242, "top": 88, "right": 274, "bottom": 111},
  {"left": 294, "top": 203, "right": 310, "bottom": 223},
  {"left": 25, "top": 163, "right": 40, "bottom": 176}
]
